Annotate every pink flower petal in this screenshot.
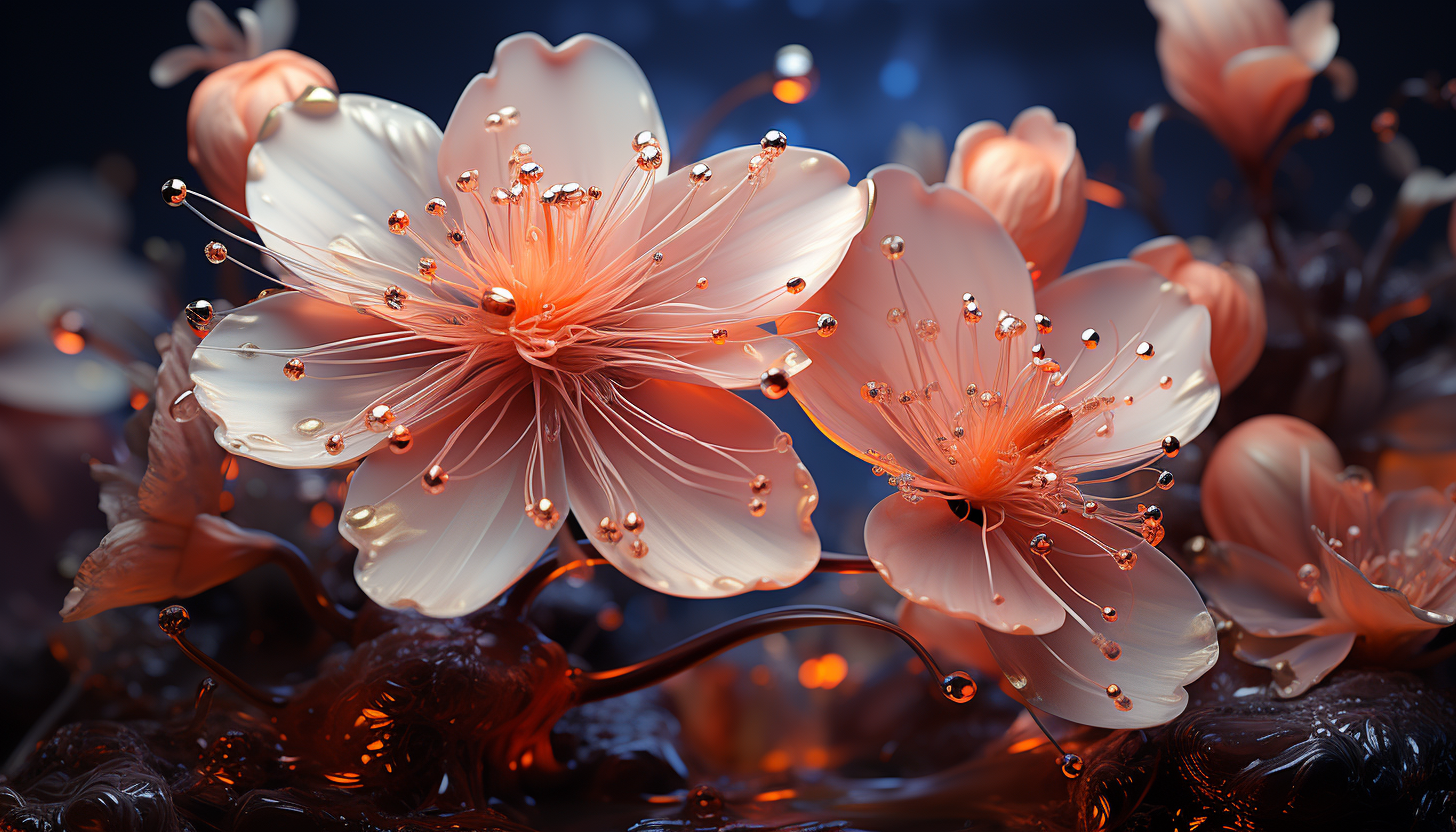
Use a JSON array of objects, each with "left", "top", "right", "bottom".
[
  {"left": 140, "top": 318, "right": 226, "bottom": 525},
  {"left": 246, "top": 93, "right": 445, "bottom": 289},
  {"left": 1035, "top": 260, "right": 1218, "bottom": 462},
  {"left": 1218, "top": 45, "right": 1318, "bottom": 164},
  {"left": 436, "top": 33, "right": 665, "bottom": 261},
  {"left": 897, "top": 599, "right": 1001, "bottom": 678},
  {"left": 562, "top": 380, "right": 819, "bottom": 597},
  {"left": 864, "top": 494, "right": 1065, "bottom": 634},
  {"left": 628, "top": 146, "right": 864, "bottom": 330},
  {"left": 1315, "top": 542, "right": 1452, "bottom": 636},
  {"left": 191, "top": 291, "right": 448, "bottom": 468},
  {"left": 786, "top": 165, "right": 1036, "bottom": 469},
  {"left": 1230, "top": 630, "right": 1356, "bottom": 697},
  {"left": 1288, "top": 0, "right": 1339, "bottom": 69},
  {"left": 1191, "top": 542, "right": 1332, "bottom": 636},
  {"left": 980, "top": 514, "right": 1218, "bottom": 728},
  {"left": 343, "top": 390, "right": 560, "bottom": 617}
]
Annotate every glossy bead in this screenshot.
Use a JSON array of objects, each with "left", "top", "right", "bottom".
[
  {"left": 386, "top": 210, "right": 410, "bottom": 235},
  {"left": 630, "top": 539, "right": 649, "bottom": 558},
  {"left": 1136, "top": 341, "right": 1155, "bottom": 359},
  {"left": 1081, "top": 328, "right": 1100, "bottom": 349},
  {"left": 365, "top": 405, "right": 395, "bottom": 431},
  {"left": 480, "top": 286, "right": 517, "bottom": 317},
  {"left": 636, "top": 145, "right": 663, "bottom": 171},
  {"left": 748, "top": 498, "right": 767, "bottom": 517},
  {"left": 324, "top": 434, "right": 345, "bottom": 455},
  {"left": 1034, "top": 313, "right": 1053, "bottom": 333},
  {"left": 418, "top": 257, "right": 437, "bottom": 278},
  {"left": 1112, "top": 548, "right": 1137, "bottom": 571},
  {"left": 880, "top": 235, "right": 905, "bottom": 260},
  {"left": 425, "top": 197, "right": 447, "bottom": 216},
  {"left": 816, "top": 313, "right": 838, "bottom": 337},
  {"left": 710, "top": 328, "right": 729, "bottom": 345},
  {"left": 750, "top": 474, "right": 772, "bottom": 496},
  {"left": 384, "top": 286, "right": 408, "bottom": 310},
  {"left": 158, "top": 605, "right": 191, "bottom": 636},
  {"left": 204, "top": 241, "right": 228, "bottom": 264},
  {"left": 161, "top": 178, "right": 188, "bottom": 206},
  {"left": 941, "top": 671, "right": 976, "bottom": 703},
  {"left": 597, "top": 517, "right": 623, "bottom": 543},
  {"left": 623, "top": 511, "right": 645, "bottom": 534},
  {"left": 688, "top": 163, "right": 712, "bottom": 184},
  {"left": 185, "top": 299, "right": 215, "bottom": 336},
  {"left": 422, "top": 465, "right": 449, "bottom": 494},
  {"left": 283, "top": 358, "right": 305, "bottom": 381},
  {"left": 387, "top": 425, "right": 412, "bottom": 453},
  {"left": 785, "top": 276, "right": 806, "bottom": 294},
  {"left": 1101, "top": 606, "right": 1117, "bottom": 622},
  {"left": 759, "top": 367, "right": 790, "bottom": 399},
  {"left": 1161, "top": 435, "right": 1180, "bottom": 457},
  {"left": 1059, "top": 754, "right": 1083, "bottom": 779},
  {"left": 456, "top": 169, "right": 481, "bottom": 192}
]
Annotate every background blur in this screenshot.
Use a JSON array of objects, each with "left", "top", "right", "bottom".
[{"left": 2, "top": 0, "right": 1455, "bottom": 588}]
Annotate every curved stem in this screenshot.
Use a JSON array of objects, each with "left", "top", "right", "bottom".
[
  {"left": 815, "top": 551, "right": 878, "bottom": 574},
  {"left": 267, "top": 538, "right": 355, "bottom": 641},
  {"left": 573, "top": 605, "right": 958, "bottom": 704},
  {"left": 1129, "top": 102, "right": 1175, "bottom": 237},
  {"left": 162, "top": 610, "right": 289, "bottom": 711},
  {"left": 499, "top": 532, "right": 607, "bottom": 618}
]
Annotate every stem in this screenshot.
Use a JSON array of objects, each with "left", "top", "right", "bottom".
[
  {"left": 161, "top": 607, "right": 289, "bottom": 711},
  {"left": 266, "top": 538, "right": 355, "bottom": 641},
  {"left": 188, "top": 677, "right": 217, "bottom": 736},
  {"left": 1129, "top": 103, "right": 1174, "bottom": 236},
  {"left": 573, "top": 605, "right": 958, "bottom": 704},
  {"left": 499, "top": 532, "right": 608, "bottom": 618}
]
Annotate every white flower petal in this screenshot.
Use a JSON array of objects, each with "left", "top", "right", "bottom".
[
  {"left": 980, "top": 515, "right": 1218, "bottom": 729},
  {"left": 344, "top": 391, "right": 560, "bottom": 617},
  {"left": 1036, "top": 260, "right": 1218, "bottom": 461},
  {"left": 562, "top": 380, "right": 820, "bottom": 597},
  {"left": 865, "top": 495, "right": 1065, "bottom": 635},
  {"left": 191, "top": 291, "right": 444, "bottom": 468}
]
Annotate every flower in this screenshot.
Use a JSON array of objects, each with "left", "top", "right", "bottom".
[
  {"left": 781, "top": 166, "right": 1219, "bottom": 728},
  {"left": 1195, "top": 415, "right": 1455, "bottom": 696},
  {"left": 150, "top": 0, "right": 299, "bottom": 88},
  {"left": 187, "top": 50, "right": 336, "bottom": 215},
  {"left": 62, "top": 315, "right": 279, "bottom": 621},
  {"left": 1146, "top": 0, "right": 1339, "bottom": 169},
  {"left": 945, "top": 107, "right": 1086, "bottom": 282},
  {"left": 1130, "top": 236, "right": 1266, "bottom": 392},
  {"left": 188, "top": 34, "right": 866, "bottom": 617}
]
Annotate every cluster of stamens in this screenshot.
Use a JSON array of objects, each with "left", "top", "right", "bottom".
[
  {"left": 857, "top": 234, "right": 1191, "bottom": 713},
  {"left": 169, "top": 101, "right": 831, "bottom": 567}
]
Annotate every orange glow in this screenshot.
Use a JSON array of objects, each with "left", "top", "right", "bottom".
[
  {"left": 1008, "top": 737, "right": 1047, "bottom": 754},
  {"left": 218, "top": 492, "right": 235, "bottom": 512},
  {"left": 803, "top": 747, "right": 829, "bottom": 768},
  {"left": 130, "top": 391, "right": 150, "bottom": 410},
  {"left": 797, "top": 654, "right": 848, "bottom": 689},
  {"left": 310, "top": 501, "right": 335, "bottom": 527},
  {"left": 753, "top": 789, "right": 797, "bottom": 802},
  {"left": 1368, "top": 293, "right": 1430, "bottom": 336},
  {"left": 596, "top": 604, "right": 624, "bottom": 631},
  {"left": 224, "top": 457, "right": 240, "bottom": 480},
  {"left": 772, "top": 78, "right": 809, "bottom": 104},
  {"left": 52, "top": 331, "right": 85, "bottom": 355},
  {"left": 759, "top": 749, "right": 791, "bottom": 772},
  {"left": 1084, "top": 179, "right": 1125, "bottom": 208},
  {"left": 749, "top": 664, "right": 772, "bottom": 686}
]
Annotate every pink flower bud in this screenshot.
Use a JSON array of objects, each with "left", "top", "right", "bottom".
[
  {"left": 187, "top": 50, "right": 335, "bottom": 214},
  {"left": 946, "top": 107, "right": 1086, "bottom": 282},
  {"left": 1131, "top": 236, "right": 1266, "bottom": 392},
  {"left": 1146, "top": 0, "right": 1338, "bottom": 169}
]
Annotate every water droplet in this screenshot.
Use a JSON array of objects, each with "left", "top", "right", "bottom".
[
  {"left": 774, "top": 432, "right": 793, "bottom": 453},
  {"left": 712, "top": 576, "right": 746, "bottom": 592},
  {"left": 294, "top": 417, "right": 324, "bottom": 436},
  {"left": 941, "top": 671, "right": 976, "bottom": 703},
  {"left": 1059, "top": 753, "right": 1083, "bottom": 779},
  {"left": 237, "top": 342, "right": 259, "bottom": 359}
]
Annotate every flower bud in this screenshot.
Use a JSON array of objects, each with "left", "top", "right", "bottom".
[
  {"left": 1146, "top": 0, "right": 1338, "bottom": 169},
  {"left": 947, "top": 107, "right": 1085, "bottom": 282},
  {"left": 1131, "top": 236, "right": 1266, "bottom": 392},
  {"left": 187, "top": 50, "right": 335, "bottom": 215}
]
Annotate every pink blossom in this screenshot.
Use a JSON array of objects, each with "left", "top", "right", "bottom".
[
  {"left": 187, "top": 34, "right": 866, "bottom": 617},
  {"left": 1197, "top": 415, "right": 1455, "bottom": 696},
  {"left": 1130, "top": 236, "right": 1266, "bottom": 392},
  {"left": 781, "top": 166, "right": 1219, "bottom": 728},
  {"left": 1146, "top": 0, "right": 1339, "bottom": 169},
  {"left": 946, "top": 107, "right": 1086, "bottom": 282}
]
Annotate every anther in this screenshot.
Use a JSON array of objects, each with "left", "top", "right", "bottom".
[
  {"left": 324, "top": 434, "right": 345, "bottom": 455},
  {"left": 480, "top": 286, "right": 517, "bottom": 318},
  {"left": 1030, "top": 533, "right": 1054, "bottom": 555},
  {"left": 204, "top": 241, "right": 228, "bottom": 264},
  {"left": 365, "top": 405, "right": 395, "bottom": 432},
  {"left": 526, "top": 498, "right": 560, "bottom": 529},
  {"left": 623, "top": 511, "right": 645, "bottom": 535},
  {"left": 688, "top": 163, "right": 712, "bottom": 184},
  {"left": 387, "top": 210, "right": 410, "bottom": 235},
  {"left": 1060, "top": 754, "right": 1084, "bottom": 779},
  {"left": 1034, "top": 313, "right": 1053, "bottom": 333},
  {"left": 914, "top": 319, "right": 941, "bottom": 341},
  {"left": 456, "top": 169, "right": 481, "bottom": 192},
  {"left": 963, "top": 298, "right": 982, "bottom": 323},
  {"left": 185, "top": 299, "right": 215, "bottom": 336},
  {"left": 1136, "top": 341, "right": 1155, "bottom": 359},
  {"left": 1159, "top": 375, "right": 1173, "bottom": 389},
  {"left": 630, "top": 539, "right": 649, "bottom": 558},
  {"left": 1101, "top": 606, "right": 1117, "bottom": 622},
  {"left": 518, "top": 161, "right": 545, "bottom": 183},
  {"left": 816, "top": 314, "right": 838, "bottom": 336},
  {"left": 384, "top": 286, "right": 408, "bottom": 310},
  {"left": 1157, "top": 471, "right": 1174, "bottom": 489},
  {"left": 759, "top": 367, "right": 790, "bottom": 399},
  {"left": 422, "top": 465, "right": 448, "bottom": 494},
  {"left": 880, "top": 235, "right": 905, "bottom": 260},
  {"left": 760, "top": 129, "right": 789, "bottom": 158},
  {"left": 425, "top": 197, "right": 447, "bottom": 216},
  {"left": 1112, "top": 549, "right": 1137, "bottom": 571},
  {"left": 283, "top": 358, "right": 305, "bottom": 381},
  {"left": 632, "top": 130, "right": 659, "bottom": 151},
  {"left": 1161, "top": 435, "right": 1180, "bottom": 457},
  {"left": 387, "top": 425, "right": 412, "bottom": 453},
  {"left": 418, "top": 257, "right": 437, "bottom": 278},
  {"left": 941, "top": 671, "right": 976, "bottom": 703},
  {"left": 597, "top": 517, "right": 623, "bottom": 543},
  {"left": 711, "top": 328, "right": 729, "bottom": 345},
  {"left": 750, "top": 475, "right": 772, "bottom": 496},
  {"left": 861, "top": 380, "right": 892, "bottom": 403},
  {"left": 161, "top": 178, "right": 188, "bottom": 206},
  {"left": 636, "top": 145, "right": 664, "bottom": 171},
  {"left": 748, "top": 498, "right": 767, "bottom": 517}
]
